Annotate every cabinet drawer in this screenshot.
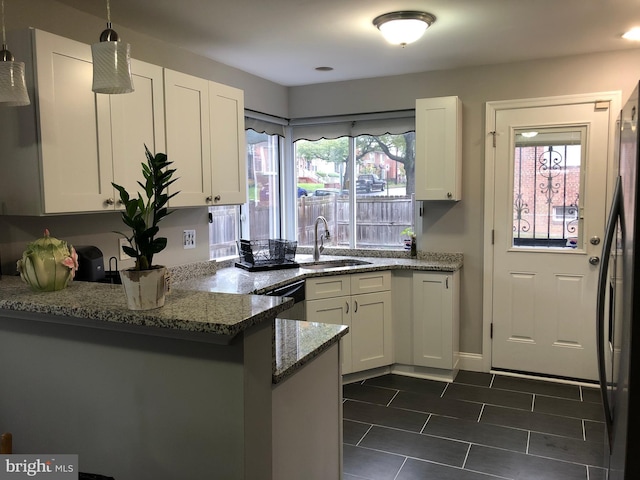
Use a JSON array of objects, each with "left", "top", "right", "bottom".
[
  {"left": 351, "top": 271, "right": 391, "bottom": 295},
  {"left": 306, "top": 275, "right": 350, "bottom": 300}
]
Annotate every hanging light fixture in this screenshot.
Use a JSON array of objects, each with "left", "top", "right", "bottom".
[
  {"left": 91, "top": 0, "right": 134, "bottom": 94},
  {"left": 0, "top": 0, "right": 30, "bottom": 106},
  {"left": 373, "top": 11, "right": 436, "bottom": 47}
]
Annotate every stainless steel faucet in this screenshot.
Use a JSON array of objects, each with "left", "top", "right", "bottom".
[{"left": 313, "top": 216, "right": 330, "bottom": 261}]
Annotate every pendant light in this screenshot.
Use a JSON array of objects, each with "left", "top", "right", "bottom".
[
  {"left": 91, "top": 0, "right": 134, "bottom": 94},
  {"left": 0, "top": 0, "right": 30, "bottom": 106}
]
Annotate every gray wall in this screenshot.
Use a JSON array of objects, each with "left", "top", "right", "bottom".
[{"left": 289, "top": 49, "right": 640, "bottom": 355}]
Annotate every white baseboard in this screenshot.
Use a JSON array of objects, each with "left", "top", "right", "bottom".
[{"left": 458, "top": 352, "right": 485, "bottom": 372}]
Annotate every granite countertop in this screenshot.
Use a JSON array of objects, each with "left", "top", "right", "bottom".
[
  {"left": 0, "top": 250, "right": 462, "bottom": 383},
  {"left": 0, "top": 276, "right": 293, "bottom": 341},
  {"left": 273, "top": 318, "right": 348, "bottom": 383},
  {"left": 177, "top": 252, "right": 463, "bottom": 295}
]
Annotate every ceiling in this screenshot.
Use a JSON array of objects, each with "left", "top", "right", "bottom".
[{"left": 55, "top": 0, "right": 640, "bottom": 87}]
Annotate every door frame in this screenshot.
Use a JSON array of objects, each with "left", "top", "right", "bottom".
[{"left": 482, "top": 92, "right": 621, "bottom": 373}]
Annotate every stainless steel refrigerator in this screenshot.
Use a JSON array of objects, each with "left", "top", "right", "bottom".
[{"left": 597, "top": 82, "right": 640, "bottom": 479}]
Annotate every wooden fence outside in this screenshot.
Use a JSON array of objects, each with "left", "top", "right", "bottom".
[{"left": 209, "top": 195, "right": 415, "bottom": 258}]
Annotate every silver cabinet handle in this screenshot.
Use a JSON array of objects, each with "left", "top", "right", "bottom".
[
  {"left": 345, "top": 301, "right": 349, "bottom": 314},
  {"left": 354, "top": 300, "right": 358, "bottom": 313},
  {"left": 214, "top": 195, "right": 221, "bottom": 202},
  {"left": 447, "top": 192, "right": 453, "bottom": 199},
  {"left": 105, "top": 198, "right": 114, "bottom": 206},
  {"left": 206, "top": 196, "right": 212, "bottom": 203}
]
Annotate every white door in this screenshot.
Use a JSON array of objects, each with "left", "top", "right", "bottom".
[{"left": 489, "top": 94, "right": 619, "bottom": 380}]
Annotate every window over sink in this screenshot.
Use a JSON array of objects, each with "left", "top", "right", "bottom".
[{"left": 209, "top": 112, "right": 417, "bottom": 260}]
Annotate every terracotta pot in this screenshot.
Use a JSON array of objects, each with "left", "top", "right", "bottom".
[{"left": 120, "top": 266, "right": 168, "bottom": 310}]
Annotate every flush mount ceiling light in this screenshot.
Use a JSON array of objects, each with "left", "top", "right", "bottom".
[
  {"left": 622, "top": 27, "right": 640, "bottom": 41},
  {"left": 91, "top": 0, "right": 134, "bottom": 94},
  {"left": 373, "top": 11, "right": 436, "bottom": 46},
  {"left": 0, "top": 0, "right": 30, "bottom": 106}
]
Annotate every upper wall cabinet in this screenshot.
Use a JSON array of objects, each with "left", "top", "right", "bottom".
[
  {"left": 0, "top": 29, "right": 165, "bottom": 215},
  {"left": 165, "top": 70, "right": 246, "bottom": 208},
  {"left": 415, "top": 96, "right": 462, "bottom": 201}
]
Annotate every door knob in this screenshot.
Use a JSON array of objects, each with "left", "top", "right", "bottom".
[
  {"left": 589, "top": 256, "right": 600, "bottom": 265},
  {"left": 590, "top": 236, "right": 601, "bottom": 245}
]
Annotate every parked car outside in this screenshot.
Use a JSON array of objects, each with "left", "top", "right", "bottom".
[
  {"left": 313, "top": 188, "right": 343, "bottom": 196},
  {"left": 356, "top": 174, "right": 386, "bottom": 192}
]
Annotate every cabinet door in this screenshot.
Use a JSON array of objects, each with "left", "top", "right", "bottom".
[
  {"left": 35, "top": 30, "right": 113, "bottom": 213},
  {"left": 164, "top": 69, "right": 211, "bottom": 207},
  {"left": 109, "top": 60, "right": 166, "bottom": 203},
  {"left": 209, "top": 81, "right": 247, "bottom": 205},
  {"left": 306, "top": 297, "right": 352, "bottom": 374},
  {"left": 415, "top": 96, "right": 462, "bottom": 201},
  {"left": 351, "top": 291, "right": 393, "bottom": 372},
  {"left": 412, "top": 272, "right": 459, "bottom": 369}
]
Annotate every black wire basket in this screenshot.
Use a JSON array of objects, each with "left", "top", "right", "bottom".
[{"left": 237, "top": 239, "right": 297, "bottom": 266}]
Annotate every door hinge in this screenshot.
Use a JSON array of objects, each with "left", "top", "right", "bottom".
[
  {"left": 595, "top": 100, "right": 610, "bottom": 111},
  {"left": 490, "top": 323, "right": 494, "bottom": 339},
  {"left": 490, "top": 131, "right": 497, "bottom": 147}
]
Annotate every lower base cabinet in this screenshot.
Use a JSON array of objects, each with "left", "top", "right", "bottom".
[
  {"left": 306, "top": 271, "right": 393, "bottom": 375},
  {"left": 412, "top": 271, "right": 460, "bottom": 370}
]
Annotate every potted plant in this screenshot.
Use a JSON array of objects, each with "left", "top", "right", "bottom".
[
  {"left": 113, "top": 146, "right": 178, "bottom": 310},
  {"left": 401, "top": 227, "right": 417, "bottom": 257}
]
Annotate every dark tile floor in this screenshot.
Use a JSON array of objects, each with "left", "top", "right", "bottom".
[{"left": 343, "top": 371, "right": 607, "bottom": 480}]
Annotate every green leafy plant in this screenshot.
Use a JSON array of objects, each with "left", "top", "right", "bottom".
[
  {"left": 400, "top": 227, "right": 415, "bottom": 238},
  {"left": 112, "top": 146, "right": 178, "bottom": 271}
]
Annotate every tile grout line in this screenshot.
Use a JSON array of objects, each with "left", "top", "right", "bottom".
[
  {"left": 392, "top": 457, "right": 409, "bottom": 480},
  {"left": 461, "top": 443, "right": 472, "bottom": 469},
  {"left": 477, "top": 403, "right": 486, "bottom": 423},
  {"left": 386, "top": 389, "right": 400, "bottom": 407},
  {"left": 582, "top": 419, "right": 586, "bottom": 441},
  {"left": 419, "top": 414, "right": 432, "bottom": 434},
  {"left": 526, "top": 430, "right": 531, "bottom": 454},
  {"left": 355, "top": 424, "right": 374, "bottom": 447},
  {"left": 441, "top": 383, "right": 450, "bottom": 398},
  {"left": 579, "top": 385, "right": 584, "bottom": 402},
  {"left": 531, "top": 393, "right": 536, "bottom": 412},
  {"left": 489, "top": 373, "right": 495, "bottom": 388}
]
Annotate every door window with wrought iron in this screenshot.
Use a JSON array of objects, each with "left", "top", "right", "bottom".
[{"left": 511, "top": 127, "right": 586, "bottom": 250}]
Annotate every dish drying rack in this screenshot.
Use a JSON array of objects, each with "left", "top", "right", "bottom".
[{"left": 235, "top": 239, "right": 299, "bottom": 271}]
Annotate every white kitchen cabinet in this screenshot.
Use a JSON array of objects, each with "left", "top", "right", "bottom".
[
  {"left": 0, "top": 29, "right": 165, "bottom": 214},
  {"left": 306, "top": 271, "right": 393, "bottom": 375},
  {"left": 105, "top": 59, "right": 166, "bottom": 203},
  {"left": 415, "top": 96, "right": 462, "bottom": 201},
  {"left": 209, "top": 82, "right": 247, "bottom": 206},
  {"left": 165, "top": 70, "right": 246, "bottom": 207},
  {"left": 164, "top": 69, "right": 212, "bottom": 207},
  {"left": 412, "top": 271, "right": 460, "bottom": 370}
]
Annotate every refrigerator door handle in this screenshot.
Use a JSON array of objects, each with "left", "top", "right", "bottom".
[{"left": 596, "top": 175, "right": 621, "bottom": 448}]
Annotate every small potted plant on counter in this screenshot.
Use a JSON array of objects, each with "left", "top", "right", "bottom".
[
  {"left": 401, "top": 227, "right": 417, "bottom": 257},
  {"left": 113, "top": 146, "right": 178, "bottom": 310}
]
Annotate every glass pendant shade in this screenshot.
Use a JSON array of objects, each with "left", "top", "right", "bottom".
[
  {"left": 0, "top": 57, "right": 29, "bottom": 106},
  {"left": 379, "top": 19, "right": 427, "bottom": 45},
  {"left": 91, "top": 39, "right": 134, "bottom": 94}
]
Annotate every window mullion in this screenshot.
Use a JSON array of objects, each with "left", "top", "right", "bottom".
[{"left": 349, "top": 137, "right": 357, "bottom": 249}]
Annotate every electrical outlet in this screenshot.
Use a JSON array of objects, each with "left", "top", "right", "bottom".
[
  {"left": 183, "top": 229, "right": 196, "bottom": 249},
  {"left": 118, "top": 238, "right": 131, "bottom": 261}
]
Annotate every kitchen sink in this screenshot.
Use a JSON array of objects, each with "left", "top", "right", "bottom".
[{"left": 300, "top": 259, "right": 372, "bottom": 270}]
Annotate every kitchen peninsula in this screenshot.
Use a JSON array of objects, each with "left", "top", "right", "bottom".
[{"left": 0, "top": 275, "right": 347, "bottom": 480}]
